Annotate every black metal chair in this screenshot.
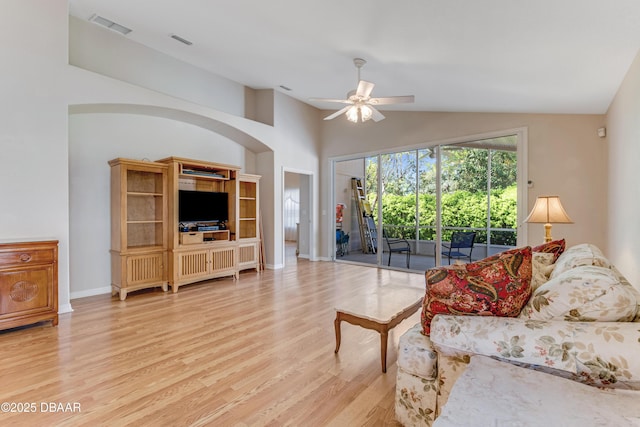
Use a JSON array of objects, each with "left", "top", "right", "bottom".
[
  {"left": 383, "top": 229, "right": 411, "bottom": 268},
  {"left": 442, "top": 231, "right": 476, "bottom": 264}
]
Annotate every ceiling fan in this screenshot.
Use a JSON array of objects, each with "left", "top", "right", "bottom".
[{"left": 310, "top": 58, "right": 415, "bottom": 123}]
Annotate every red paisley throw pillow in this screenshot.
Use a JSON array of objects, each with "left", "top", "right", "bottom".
[{"left": 421, "top": 246, "right": 533, "bottom": 335}]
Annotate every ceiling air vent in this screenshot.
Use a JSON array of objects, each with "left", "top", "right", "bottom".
[
  {"left": 170, "top": 34, "right": 193, "bottom": 46},
  {"left": 89, "top": 14, "right": 132, "bottom": 35}
]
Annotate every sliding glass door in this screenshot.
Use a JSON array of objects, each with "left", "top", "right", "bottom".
[{"left": 333, "top": 132, "right": 521, "bottom": 270}]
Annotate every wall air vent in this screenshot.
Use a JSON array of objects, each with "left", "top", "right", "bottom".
[
  {"left": 170, "top": 34, "right": 193, "bottom": 46},
  {"left": 89, "top": 14, "right": 132, "bottom": 35}
]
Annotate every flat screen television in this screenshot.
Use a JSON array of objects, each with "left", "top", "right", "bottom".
[{"left": 178, "top": 190, "right": 228, "bottom": 223}]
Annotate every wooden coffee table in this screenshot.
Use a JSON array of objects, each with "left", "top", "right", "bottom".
[{"left": 334, "top": 286, "right": 424, "bottom": 373}]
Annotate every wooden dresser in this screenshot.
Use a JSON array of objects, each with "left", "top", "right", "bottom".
[{"left": 0, "top": 240, "right": 58, "bottom": 330}]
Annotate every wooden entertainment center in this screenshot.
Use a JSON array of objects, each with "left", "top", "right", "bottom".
[{"left": 109, "top": 157, "right": 260, "bottom": 300}]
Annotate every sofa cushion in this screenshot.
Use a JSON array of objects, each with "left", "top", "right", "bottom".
[
  {"left": 531, "top": 252, "right": 556, "bottom": 291},
  {"left": 532, "top": 238, "right": 566, "bottom": 262},
  {"left": 421, "top": 246, "right": 532, "bottom": 335},
  {"left": 519, "top": 265, "right": 639, "bottom": 322},
  {"left": 397, "top": 323, "right": 438, "bottom": 379},
  {"left": 550, "top": 243, "right": 611, "bottom": 279},
  {"left": 432, "top": 355, "right": 640, "bottom": 427}
]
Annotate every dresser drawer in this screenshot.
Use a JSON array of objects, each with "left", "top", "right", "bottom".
[{"left": 0, "top": 248, "right": 55, "bottom": 268}]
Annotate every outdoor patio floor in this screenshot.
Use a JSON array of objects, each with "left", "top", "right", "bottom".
[{"left": 335, "top": 249, "right": 482, "bottom": 272}]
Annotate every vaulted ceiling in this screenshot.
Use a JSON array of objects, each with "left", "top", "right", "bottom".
[{"left": 69, "top": 0, "right": 640, "bottom": 114}]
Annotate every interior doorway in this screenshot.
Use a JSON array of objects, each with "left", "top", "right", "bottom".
[{"left": 283, "top": 169, "right": 313, "bottom": 266}]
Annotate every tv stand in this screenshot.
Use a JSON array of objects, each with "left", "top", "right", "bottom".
[
  {"left": 111, "top": 156, "right": 261, "bottom": 297},
  {"left": 157, "top": 157, "right": 261, "bottom": 293}
]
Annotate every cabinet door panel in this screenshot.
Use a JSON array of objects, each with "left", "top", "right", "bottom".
[
  {"left": 238, "top": 243, "right": 258, "bottom": 267},
  {"left": 126, "top": 253, "right": 165, "bottom": 285},
  {"left": 211, "top": 247, "right": 236, "bottom": 273},
  {"left": 177, "top": 250, "right": 209, "bottom": 280},
  {"left": 0, "top": 267, "right": 52, "bottom": 316}
]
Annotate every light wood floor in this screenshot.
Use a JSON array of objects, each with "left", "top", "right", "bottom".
[{"left": 0, "top": 246, "right": 425, "bottom": 426}]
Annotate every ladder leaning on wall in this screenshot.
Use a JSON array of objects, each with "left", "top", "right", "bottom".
[{"left": 351, "top": 178, "right": 377, "bottom": 254}]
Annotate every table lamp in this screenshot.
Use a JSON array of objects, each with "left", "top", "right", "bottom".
[{"left": 525, "top": 195, "right": 573, "bottom": 243}]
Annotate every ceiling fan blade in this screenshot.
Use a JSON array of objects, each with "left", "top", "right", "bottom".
[
  {"left": 356, "top": 80, "right": 375, "bottom": 98},
  {"left": 309, "top": 97, "right": 353, "bottom": 104},
  {"left": 323, "top": 105, "right": 351, "bottom": 121},
  {"left": 370, "top": 107, "right": 385, "bottom": 122},
  {"left": 369, "top": 95, "right": 415, "bottom": 105}
]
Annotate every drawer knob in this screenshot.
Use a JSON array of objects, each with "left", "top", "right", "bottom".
[{"left": 19, "top": 253, "right": 32, "bottom": 262}]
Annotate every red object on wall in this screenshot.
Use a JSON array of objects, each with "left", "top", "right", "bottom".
[{"left": 336, "top": 203, "right": 345, "bottom": 223}]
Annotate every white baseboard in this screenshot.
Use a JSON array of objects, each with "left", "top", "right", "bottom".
[
  {"left": 265, "top": 263, "right": 284, "bottom": 270},
  {"left": 70, "top": 286, "right": 111, "bottom": 300},
  {"left": 58, "top": 302, "right": 74, "bottom": 314}
]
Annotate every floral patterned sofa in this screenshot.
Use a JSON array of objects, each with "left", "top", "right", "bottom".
[{"left": 395, "top": 242, "right": 640, "bottom": 426}]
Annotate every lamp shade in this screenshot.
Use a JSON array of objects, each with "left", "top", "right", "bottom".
[{"left": 525, "top": 195, "right": 573, "bottom": 224}]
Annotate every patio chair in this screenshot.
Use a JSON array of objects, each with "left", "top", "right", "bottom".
[
  {"left": 383, "top": 229, "right": 411, "bottom": 268},
  {"left": 442, "top": 231, "right": 476, "bottom": 264},
  {"left": 336, "top": 229, "right": 349, "bottom": 257}
]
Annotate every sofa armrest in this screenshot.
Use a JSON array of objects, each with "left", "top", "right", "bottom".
[{"left": 430, "top": 315, "right": 640, "bottom": 389}]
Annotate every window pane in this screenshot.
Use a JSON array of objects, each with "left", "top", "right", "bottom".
[
  {"left": 440, "top": 145, "right": 488, "bottom": 244},
  {"left": 380, "top": 152, "right": 417, "bottom": 240},
  {"left": 418, "top": 148, "right": 436, "bottom": 243},
  {"left": 488, "top": 136, "right": 517, "bottom": 247}
]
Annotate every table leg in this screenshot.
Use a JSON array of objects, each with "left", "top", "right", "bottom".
[
  {"left": 380, "top": 325, "right": 388, "bottom": 373},
  {"left": 334, "top": 313, "right": 342, "bottom": 353}
]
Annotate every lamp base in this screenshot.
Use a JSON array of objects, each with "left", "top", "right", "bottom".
[{"left": 544, "top": 223, "right": 553, "bottom": 243}]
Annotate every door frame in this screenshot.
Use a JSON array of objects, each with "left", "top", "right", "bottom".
[{"left": 282, "top": 167, "right": 314, "bottom": 266}]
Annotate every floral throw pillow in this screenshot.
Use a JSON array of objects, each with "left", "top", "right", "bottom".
[
  {"left": 519, "top": 265, "right": 639, "bottom": 322},
  {"left": 550, "top": 243, "right": 611, "bottom": 279},
  {"left": 421, "top": 246, "right": 533, "bottom": 335},
  {"left": 532, "top": 239, "right": 566, "bottom": 262}
]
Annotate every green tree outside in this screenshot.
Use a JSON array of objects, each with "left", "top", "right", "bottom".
[
  {"left": 363, "top": 138, "right": 518, "bottom": 247},
  {"left": 380, "top": 185, "right": 517, "bottom": 245}
]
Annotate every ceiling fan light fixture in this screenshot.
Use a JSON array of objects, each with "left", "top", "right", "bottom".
[
  {"left": 360, "top": 105, "right": 373, "bottom": 121},
  {"left": 346, "top": 104, "right": 373, "bottom": 123},
  {"left": 346, "top": 105, "right": 359, "bottom": 123},
  {"left": 345, "top": 104, "right": 373, "bottom": 123}
]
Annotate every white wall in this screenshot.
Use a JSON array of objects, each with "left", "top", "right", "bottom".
[
  {"left": 69, "top": 113, "right": 249, "bottom": 298},
  {"left": 0, "top": 0, "right": 72, "bottom": 312},
  {"left": 69, "top": 16, "right": 245, "bottom": 117},
  {"left": 606, "top": 50, "right": 640, "bottom": 288},
  {"left": 320, "top": 112, "right": 608, "bottom": 259},
  {"left": 269, "top": 91, "right": 322, "bottom": 264}
]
